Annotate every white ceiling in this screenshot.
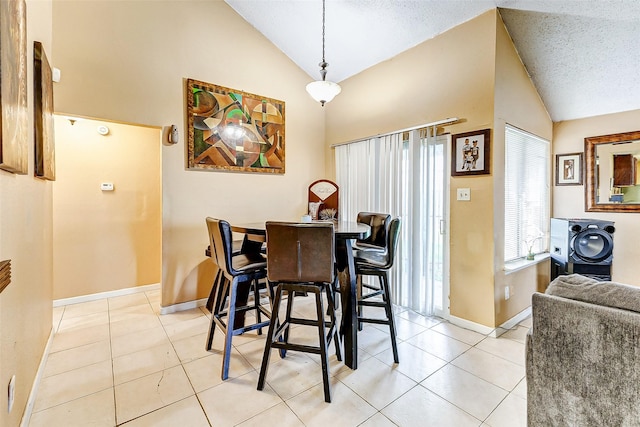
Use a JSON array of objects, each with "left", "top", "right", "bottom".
[{"left": 225, "top": 0, "right": 640, "bottom": 122}]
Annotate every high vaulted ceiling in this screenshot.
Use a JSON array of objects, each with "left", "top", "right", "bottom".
[{"left": 225, "top": 0, "right": 640, "bottom": 122}]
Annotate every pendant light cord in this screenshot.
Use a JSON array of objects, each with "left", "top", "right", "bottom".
[
  {"left": 322, "top": 0, "right": 326, "bottom": 64},
  {"left": 318, "top": 0, "right": 328, "bottom": 81}
]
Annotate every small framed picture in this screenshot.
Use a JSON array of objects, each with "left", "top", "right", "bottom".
[
  {"left": 451, "top": 129, "right": 490, "bottom": 176},
  {"left": 555, "top": 152, "right": 583, "bottom": 185}
]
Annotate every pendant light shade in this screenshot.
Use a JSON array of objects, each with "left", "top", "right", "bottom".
[
  {"left": 306, "top": 0, "right": 341, "bottom": 106},
  {"left": 306, "top": 80, "right": 342, "bottom": 106}
]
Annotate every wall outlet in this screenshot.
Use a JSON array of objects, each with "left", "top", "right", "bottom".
[
  {"left": 8, "top": 375, "right": 15, "bottom": 413},
  {"left": 504, "top": 286, "right": 510, "bottom": 300}
]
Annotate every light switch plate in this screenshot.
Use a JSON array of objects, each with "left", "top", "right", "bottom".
[{"left": 457, "top": 188, "right": 471, "bottom": 201}]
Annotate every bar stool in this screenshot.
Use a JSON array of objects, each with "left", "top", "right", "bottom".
[
  {"left": 352, "top": 212, "right": 391, "bottom": 321},
  {"left": 257, "top": 221, "right": 341, "bottom": 403},
  {"left": 205, "top": 217, "right": 271, "bottom": 380},
  {"left": 354, "top": 217, "right": 401, "bottom": 363}
]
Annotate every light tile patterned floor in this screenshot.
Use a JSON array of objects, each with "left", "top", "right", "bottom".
[{"left": 29, "top": 289, "right": 528, "bottom": 426}]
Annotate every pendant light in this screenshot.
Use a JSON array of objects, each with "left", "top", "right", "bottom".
[{"left": 306, "top": 0, "right": 341, "bottom": 106}]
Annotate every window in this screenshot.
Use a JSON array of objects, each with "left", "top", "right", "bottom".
[{"left": 504, "top": 125, "right": 550, "bottom": 262}]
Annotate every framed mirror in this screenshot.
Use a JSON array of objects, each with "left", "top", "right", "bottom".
[{"left": 585, "top": 130, "right": 640, "bottom": 212}]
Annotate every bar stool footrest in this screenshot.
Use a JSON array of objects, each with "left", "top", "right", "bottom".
[{"left": 270, "top": 342, "right": 322, "bottom": 355}]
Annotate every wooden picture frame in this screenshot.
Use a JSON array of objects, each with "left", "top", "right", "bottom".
[
  {"left": 0, "top": 0, "right": 28, "bottom": 174},
  {"left": 0, "top": 259, "right": 10, "bottom": 294},
  {"left": 555, "top": 152, "right": 582, "bottom": 186},
  {"left": 34, "top": 41, "right": 56, "bottom": 180},
  {"left": 585, "top": 130, "right": 640, "bottom": 212},
  {"left": 186, "top": 78, "right": 285, "bottom": 174},
  {"left": 451, "top": 129, "right": 490, "bottom": 176}
]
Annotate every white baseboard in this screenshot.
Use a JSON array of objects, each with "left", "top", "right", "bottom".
[
  {"left": 53, "top": 283, "right": 160, "bottom": 307},
  {"left": 448, "top": 315, "right": 495, "bottom": 335},
  {"left": 159, "top": 298, "right": 208, "bottom": 315},
  {"left": 490, "top": 306, "right": 532, "bottom": 338},
  {"left": 448, "top": 306, "right": 532, "bottom": 338},
  {"left": 20, "top": 327, "right": 54, "bottom": 427}
]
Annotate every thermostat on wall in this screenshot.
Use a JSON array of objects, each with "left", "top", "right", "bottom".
[{"left": 101, "top": 182, "right": 114, "bottom": 191}]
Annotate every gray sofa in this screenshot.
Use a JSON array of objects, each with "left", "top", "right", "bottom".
[{"left": 526, "top": 274, "right": 640, "bottom": 426}]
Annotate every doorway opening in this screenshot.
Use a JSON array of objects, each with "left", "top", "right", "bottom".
[{"left": 52, "top": 115, "right": 162, "bottom": 300}]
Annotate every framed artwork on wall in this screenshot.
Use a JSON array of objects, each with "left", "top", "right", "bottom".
[
  {"left": 0, "top": 0, "right": 28, "bottom": 174},
  {"left": 186, "top": 78, "right": 285, "bottom": 174},
  {"left": 451, "top": 129, "right": 490, "bottom": 176},
  {"left": 0, "top": 259, "right": 10, "bottom": 294},
  {"left": 34, "top": 41, "right": 56, "bottom": 180},
  {"left": 308, "top": 179, "right": 339, "bottom": 220},
  {"left": 555, "top": 152, "right": 583, "bottom": 186}
]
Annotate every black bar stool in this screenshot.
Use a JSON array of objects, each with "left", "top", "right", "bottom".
[
  {"left": 257, "top": 221, "right": 342, "bottom": 403},
  {"left": 354, "top": 217, "right": 401, "bottom": 363},
  {"left": 205, "top": 217, "right": 271, "bottom": 380}
]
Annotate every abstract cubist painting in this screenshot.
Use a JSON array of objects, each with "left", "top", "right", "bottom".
[{"left": 187, "top": 79, "right": 285, "bottom": 174}]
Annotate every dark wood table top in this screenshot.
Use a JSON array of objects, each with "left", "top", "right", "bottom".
[{"left": 231, "top": 220, "right": 370, "bottom": 240}]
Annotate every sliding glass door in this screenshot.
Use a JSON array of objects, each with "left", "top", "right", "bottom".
[
  {"left": 421, "top": 132, "right": 449, "bottom": 317},
  {"left": 335, "top": 129, "right": 449, "bottom": 317}
]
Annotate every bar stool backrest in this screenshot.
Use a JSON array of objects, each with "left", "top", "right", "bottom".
[
  {"left": 206, "top": 217, "right": 238, "bottom": 276},
  {"left": 381, "top": 218, "right": 402, "bottom": 270},
  {"left": 356, "top": 212, "right": 391, "bottom": 249},
  {"left": 266, "top": 222, "right": 335, "bottom": 284}
]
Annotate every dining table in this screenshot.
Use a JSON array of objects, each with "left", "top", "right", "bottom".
[{"left": 228, "top": 219, "right": 370, "bottom": 370}]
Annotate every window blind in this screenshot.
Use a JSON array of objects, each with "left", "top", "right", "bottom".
[{"left": 504, "top": 125, "right": 550, "bottom": 262}]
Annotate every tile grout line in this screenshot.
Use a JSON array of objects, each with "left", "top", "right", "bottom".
[{"left": 36, "top": 294, "right": 528, "bottom": 426}]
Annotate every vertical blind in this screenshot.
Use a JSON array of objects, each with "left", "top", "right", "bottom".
[
  {"left": 335, "top": 129, "right": 443, "bottom": 315},
  {"left": 504, "top": 125, "right": 550, "bottom": 262}
]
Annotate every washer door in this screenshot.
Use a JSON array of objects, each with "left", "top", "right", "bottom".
[{"left": 572, "top": 228, "right": 614, "bottom": 262}]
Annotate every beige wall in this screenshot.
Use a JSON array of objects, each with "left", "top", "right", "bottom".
[
  {"left": 52, "top": 1, "right": 327, "bottom": 307},
  {"left": 553, "top": 109, "right": 640, "bottom": 286},
  {"left": 327, "top": 10, "right": 553, "bottom": 328},
  {"left": 492, "top": 12, "right": 552, "bottom": 325},
  {"left": 325, "top": 10, "right": 497, "bottom": 179},
  {"left": 52, "top": 116, "right": 161, "bottom": 299},
  {"left": 327, "top": 10, "right": 536, "bottom": 328},
  {"left": 0, "top": 1, "right": 54, "bottom": 425},
  {"left": 49, "top": 4, "right": 556, "bottom": 329}
]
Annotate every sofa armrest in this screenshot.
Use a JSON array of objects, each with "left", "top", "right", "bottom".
[{"left": 527, "top": 292, "right": 640, "bottom": 426}]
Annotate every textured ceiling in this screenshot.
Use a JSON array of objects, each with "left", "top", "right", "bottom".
[{"left": 225, "top": 0, "right": 640, "bottom": 122}]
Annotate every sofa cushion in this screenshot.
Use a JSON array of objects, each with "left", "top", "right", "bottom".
[{"left": 546, "top": 273, "right": 640, "bottom": 314}]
